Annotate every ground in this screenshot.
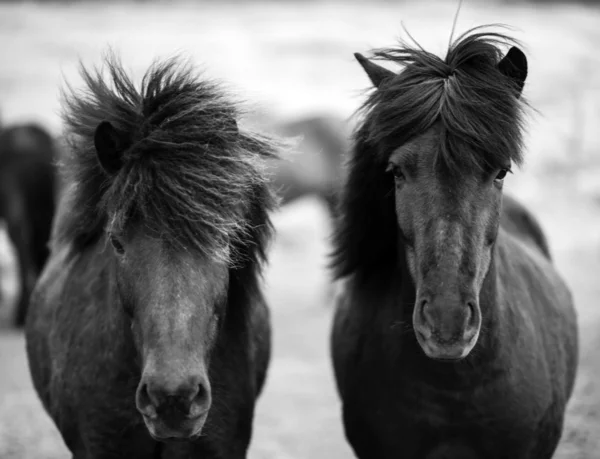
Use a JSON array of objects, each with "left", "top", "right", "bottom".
[{"left": 0, "top": 1, "right": 599, "bottom": 458}]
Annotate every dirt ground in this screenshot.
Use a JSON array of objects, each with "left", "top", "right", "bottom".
[{"left": 0, "top": 1, "right": 599, "bottom": 458}]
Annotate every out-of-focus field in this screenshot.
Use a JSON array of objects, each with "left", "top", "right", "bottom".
[{"left": 0, "top": 1, "right": 599, "bottom": 458}]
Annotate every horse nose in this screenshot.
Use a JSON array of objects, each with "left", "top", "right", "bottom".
[
  {"left": 136, "top": 372, "right": 211, "bottom": 420},
  {"left": 416, "top": 298, "right": 433, "bottom": 339},
  {"left": 416, "top": 297, "right": 479, "bottom": 342}
]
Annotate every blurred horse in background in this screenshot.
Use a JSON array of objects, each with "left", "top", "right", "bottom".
[
  {"left": 331, "top": 27, "right": 578, "bottom": 458},
  {"left": 0, "top": 122, "right": 57, "bottom": 327},
  {"left": 259, "top": 114, "right": 351, "bottom": 300},
  {"left": 266, "top": 115, "right": 350, "bottom": 220},
  {"left": 26, "top": 54, "right": 277, "bottom": 458}
]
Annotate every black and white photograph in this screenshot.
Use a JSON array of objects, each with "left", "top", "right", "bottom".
[{"left": 0, "top": 0, "right": 599, "bottom": 457}]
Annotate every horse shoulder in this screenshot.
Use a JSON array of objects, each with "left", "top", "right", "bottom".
[
  {"left": 25, "top": 243, "right": 83, "bottom": 448},
  {"left": 495, "top": 231, "right": 578, "bottom": 397},
  {"left": 497, "top": 229, "right": 575, "bottom": 321},
  {"left": 330, "top": 276, "right": 392, "bottom": 399}
]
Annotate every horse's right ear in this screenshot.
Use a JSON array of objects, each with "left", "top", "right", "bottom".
[
  {"left": 497, "top": 46, "right": 528, "bottom": 98},
  {"left": 354, "top": 53, "right": 395, "bottom": 89},
  {"left": 94, "top": 121, "right": 123, "bottom": 175}
]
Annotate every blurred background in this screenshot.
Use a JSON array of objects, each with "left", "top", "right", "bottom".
[{"left": 0, "top": 0, "right": 599, "bottom": 458}]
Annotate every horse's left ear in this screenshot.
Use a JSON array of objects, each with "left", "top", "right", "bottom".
[
  {"left": 354, "top": 53, "right": 396, "bottom": 89},
  {"left": 94, "top": 121, "right": 124, "bottom": 175},
  {"left": 497, "top": 46, "right": 528, "bottom": 98}
]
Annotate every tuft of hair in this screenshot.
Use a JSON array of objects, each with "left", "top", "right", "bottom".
[
  {"left": 55, "top": 51, "right": 279, "bottom": 268},
  {"left": 363, "top": 25, "right": 528, "bottom": 173},
  {"left": 332, "top": 26, "right": 529, "bottom": 279}
]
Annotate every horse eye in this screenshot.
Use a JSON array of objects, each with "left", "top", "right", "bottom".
[
  {"left": 109, "top": 234, "right": 125, "bottom": 255},
  {"left": 495, "top": 168, "right": 510, "bottom": 182},
  {"left": 386, "top": 163, "right": 405, "bottom": 180}
]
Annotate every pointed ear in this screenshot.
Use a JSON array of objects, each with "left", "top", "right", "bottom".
[
  {"left": 498, "top": 46, "right": 528, "bottom": 98},
  {"left": 354, "top": 53, "right": 396, "bottom": 89},
  {"left": 94, "top": 121, "right": 123, "bottom": 175}
]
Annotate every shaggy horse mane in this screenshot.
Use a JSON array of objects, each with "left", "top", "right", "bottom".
[
  {"left": 54, "top": 52, "right": 278, "bottom": 270},
  {"left": 332, "top": 26, "right": 529, "bottom": 279}
]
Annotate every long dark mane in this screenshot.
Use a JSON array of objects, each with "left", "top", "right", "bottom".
[
  {"left": 332, "top": 26, "right": 529, "bottom": 279},
  {"left": 54, "top": 53, "right": 278, "bottom": 273}
]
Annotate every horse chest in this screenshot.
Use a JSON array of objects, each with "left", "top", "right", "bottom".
[{"left": 346, "top": 365, "right": 550, "bottom": 458}]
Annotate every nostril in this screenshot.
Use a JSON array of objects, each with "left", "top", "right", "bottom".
[
  {"left": 466, "top": 302, "right": 473, "bottom": 322},
  {"left": 189, "top": 382, "right": 211, "bottom": 418},
  {"left": 194, "top": 383, "right": 205, "bottom": 402},
  {"left": 466, "top": 301, "right": 479, "bottom": 327},
  {"left": 136, "top": 383, "right": 158, "bottom": 419},
  {"left": 137, "top": 374, "right": 212, "bottom": 419},
  {"left": 139, "top": 383, "right": 151, "bottom": 404},
  {"left": 420, "top": 299, "right": 432, "bottom": 325},
  {"left": 415, "top": 298, "right": 433, "bottom": 340}
]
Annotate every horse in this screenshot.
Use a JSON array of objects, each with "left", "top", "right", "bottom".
[
  {"left": 266, "top": 115, "right": 350, "bottom": 219},
  {"left": 330, "top": 27, "right": 578, "bottom": 459},
  {"left": 0, "top": 122, "right": 57, "bottom": 327},
  {"left": 25, "top": 54, "right": 278, "bottom": 458},
  {"left": 500, "top": 193, "right": 552, "bottom": 261}
]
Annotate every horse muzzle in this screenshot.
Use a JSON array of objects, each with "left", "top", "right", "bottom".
[{"left": 413, "top": 296, "right": 481, "bottom": 361}]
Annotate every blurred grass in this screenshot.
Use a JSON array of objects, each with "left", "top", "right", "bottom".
[{"left": 0, "top": 1, "right": 599, "bottom": 458}]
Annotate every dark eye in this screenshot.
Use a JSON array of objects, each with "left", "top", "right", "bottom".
[
  {"left": 109, "top": 234, "right": 125, "bottom": 255},
  {"left": 386, "top": 163, "right": 405, "bottom": 180},
  {"left": 495, "top": 168, "right": 511, "bottom": 182}
]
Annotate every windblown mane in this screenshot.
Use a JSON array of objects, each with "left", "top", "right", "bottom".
[
  {"left": 54, "top": 53, "right": 278, "bottom": 268},
  {"left": 332, "top": 26, "right": 529, "bottom": 279}
]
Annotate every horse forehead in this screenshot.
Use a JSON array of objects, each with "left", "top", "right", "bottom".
[
  {"left": 398, "top": 128, "right": 482, "bottom": 186},
  {"left": 130, "top": 239, "right": 227, "bottom": 289},
  {"left": 127, "top": 238, "right": 191, "bottom": 276},
  {"left": 392, "top": 129, "right": 438, "bottom": 163}
]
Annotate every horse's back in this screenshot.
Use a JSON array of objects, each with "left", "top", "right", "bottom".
[
  {"left": 0, "top": 123, "right": 58, "bottom": 325},
  {"left": 500, "top": 194, "right": 551, "bottom": 261},
  {"left": 0, "top": 123, "right": 57, "bottom": 177},
  {"left": 0, "top": 123, "right": 57, "bottom": 261}
]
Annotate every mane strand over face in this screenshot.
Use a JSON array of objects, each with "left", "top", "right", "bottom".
[
  {"left": 332, "top": 25, "right": 529, "bottom": 279},
  {"left": 55, "top": 52, "right": 278, "bottom": 268}
]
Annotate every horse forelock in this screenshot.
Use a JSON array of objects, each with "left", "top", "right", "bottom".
[
  {"left": 54, "top": 51, "right": 278, "bottom": 268},
  {"left": 360, "top": 25, "right": 528, "bottom": 174}
]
